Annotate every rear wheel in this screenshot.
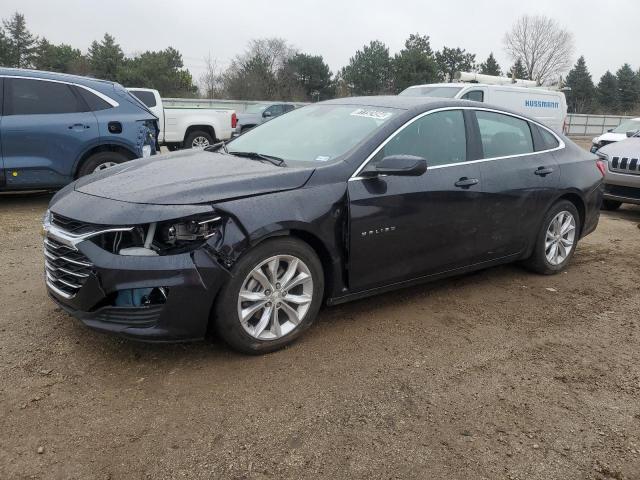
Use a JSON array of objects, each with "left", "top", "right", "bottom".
[
  {"left": 602, "top": 199, "right": 622, "bottom": 211},
  {"left": 523, "top": 200, "right": 581, "bottom": 275},
  {"left": 78, "top": 151, "right": 129, "bottom": 177},
  {"left": 184, "top": 130, "right": 214, "bottom": 149},
  {"left": 214, "top": 238, "right": 324, "bottom": 354}
]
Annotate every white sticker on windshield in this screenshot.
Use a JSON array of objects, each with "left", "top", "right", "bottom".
[
  {"left": 315, "top": 155, "right": 331, "bottom": 162},
  {"left": 350, "top": 108, "right": 392, "bottom": 120}
]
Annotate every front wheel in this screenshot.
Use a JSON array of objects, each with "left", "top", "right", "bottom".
[
  {"left": 523, "top": 200, "right": 581, "bottom": 275},
  {"left": 77, "top": 151, "right": 128, "bottom": 177},
  {"left": 214, "top": 238, "right": 324, "bottom": 354}
]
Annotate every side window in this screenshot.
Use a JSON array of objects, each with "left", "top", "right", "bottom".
[
  {"left": 283, "top": 104, "right": 295, "bottom": 113},
  {"left": 476, "top": 111, "right": 534, "bottom": 158},
  {"left": 461, "top": 90, "right": 484, "bottom": 102},
  {"left": 76, "top": 87, "right": 112, "bottom": 111},
  {"left": 266, "top": 104, "right": 284, "bottom": 116},
  {"left": 5, "top": 78, "right": 87, "bottom": 115},
  {"left": 375, "top": 110, "right": 467, "bottom": 167},
  {"left": 130, "top": 90, "right": 156, "bottom": 108},
  {"left": 536, "top": 124, "right": 560, "bottom": 151}
]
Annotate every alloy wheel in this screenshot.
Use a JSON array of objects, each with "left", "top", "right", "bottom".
[
  {"left": 545, "top": 211, "right": 576, "bottom": 266},
  {"left": 93, "top": 162, "right": 118, "bottom": 172},
  {"left": 191, "top": 136, "right": 210, "bottom": 148},
  {"left": 237, "top": 255, "right": 313, "bottom": 340}
]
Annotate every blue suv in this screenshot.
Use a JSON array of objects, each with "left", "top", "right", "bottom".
[{"left": 0, "top": 68, "right": 158, "bottom": 190}]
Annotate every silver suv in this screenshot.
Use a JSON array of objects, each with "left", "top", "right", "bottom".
[{"left": 598, "top": 132, "right": 640, "bottom": 210}]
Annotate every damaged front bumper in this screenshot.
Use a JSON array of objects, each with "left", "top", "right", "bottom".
[{"left": 43, "top": 205, "right": 233, "bottom": 342}]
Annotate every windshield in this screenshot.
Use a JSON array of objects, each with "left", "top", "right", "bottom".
[
  {"left": 399, "top": 86, "right": 463, "bottom": 98},
  {"left": 612, "top": 119, "right": 640, "bottom": 134},
  {"left": 244, "top": 104, "right": 268, "bottom": 114},
  {"left": 227, "top": 104, "right": 400, "bottom": 162}
]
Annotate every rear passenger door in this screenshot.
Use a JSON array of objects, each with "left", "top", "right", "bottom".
[
  {"left": 1, "top": 78, "right": 98, "bottom": 188},
  {"left": 472, "top": 110, "right": 559, "bottom": 261}
]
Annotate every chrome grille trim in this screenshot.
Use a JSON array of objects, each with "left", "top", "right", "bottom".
[
  {"left": 610, "top": 156, "right": 640, "bottom": 175},
  {"left": 43, "top": 228, "right": 96, "bottom": 299}
]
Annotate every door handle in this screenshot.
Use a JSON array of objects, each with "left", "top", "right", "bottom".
[
  {"left": 535, "top": 166, "right": 554, "bottom": 176},
  {"left": 68, "top": 123, "right": 90, "bottom": 130},
  {"left": 454, "top": 177, "right": 479, "bottom": 188}
]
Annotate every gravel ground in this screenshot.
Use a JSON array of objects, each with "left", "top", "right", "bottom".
[{"left": 1, "top": 189, "right": 639, "bottom": 479}]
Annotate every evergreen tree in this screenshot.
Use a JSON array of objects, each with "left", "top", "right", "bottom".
[
  {"left": 510, "top": 58, "right": 528, "bottom": 80},
  {"left": 435, "top": 47, "right": 476, "bottom": 82},
  {"left": 596, "top": 71, "right": 619, "bottom": 113},
  {"left": 479, "top": 53, "right": 501, "bottom": 76},
  {"left": 392, "top": 34, "right": 439, "bottom": 92},
  {"left": 564, "top": 56, "right": 595, "bottom": 114},
  {"left": 342, "top": 40, "right": 392, "bottom": 95},
  {"left": 0, "top": 26, "right": 9, "bottom": 66},
  {"left": 616, "top": 63, "right": 640, "bottom": 113},
  {"left": 88, "top": 33, "right": 124, "bottom": 81},
  {"left": 283, "top": 53, "right": 334, "bottom": 101},
  {"left": 2, "top": 12, "right": 37, "bottom": 68},
  {"left": 34, "top": 38, "right": 84, "bottom": 73}
]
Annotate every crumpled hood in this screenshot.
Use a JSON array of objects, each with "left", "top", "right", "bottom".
[
  {"left": 599, "top": 137, "right": 640, "bottom": 158},
  {"left": 74, "top": 149, "right": 315, "bottom": 205}
]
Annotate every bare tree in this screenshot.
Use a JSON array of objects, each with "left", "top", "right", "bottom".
[
  {"left": 503, "top": 15, "right": 575, "bottom": 85},
  {"left": 199, "top": 53, "right": 223, "bottom": 99}
]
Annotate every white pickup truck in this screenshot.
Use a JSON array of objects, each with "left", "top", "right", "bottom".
[{"left": 128, "top": 88, "right": 237, "bottom": 149}]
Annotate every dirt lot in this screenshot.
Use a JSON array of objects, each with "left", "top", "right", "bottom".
[{"left": 1, "top": 192, "right": 639, "bottom": 480}]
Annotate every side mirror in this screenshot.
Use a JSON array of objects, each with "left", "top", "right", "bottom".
[
  {"left": 263, "top": 111, "right": 272, "bottom": 118},
  {"left": 607, "top": 128, "right": 614, "bottom": 133},
  {"left": 626, "top": 130, "right": 639, "bottom": 138},
  {"left": 364, "top": 155, "right": 428, "bottom": 177}
]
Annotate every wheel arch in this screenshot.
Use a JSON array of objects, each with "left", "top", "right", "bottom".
[
  {"left": 556, "top": 191, "right": 586, "bottom": 234},
  {"left": 184, "top": 125, "right": 217, "bottom": 144},
  {"left": 74, "top": 143, "right": 138, "bottom": 179}
]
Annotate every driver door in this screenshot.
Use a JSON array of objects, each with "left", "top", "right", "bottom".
[{"left": 347, "top": 109, "right": 484, "bottom": 292}]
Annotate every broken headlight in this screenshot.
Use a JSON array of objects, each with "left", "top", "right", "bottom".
[{"left": 159, "top": 215, "right": 221, "bottom": 245}]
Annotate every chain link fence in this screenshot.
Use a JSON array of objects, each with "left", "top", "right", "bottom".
[{"left": 565, "top": 114, "right": 635, "bottom": 137}]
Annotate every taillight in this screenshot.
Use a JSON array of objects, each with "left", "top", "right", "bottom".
[
  {"left": 596, "top": 159, "right": 606, "bottom": 177},
  {"left": 231, "top": 113, "right": 237, "bottom": 129}
]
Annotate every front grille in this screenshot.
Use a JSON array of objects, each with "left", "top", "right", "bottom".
[
  {"left": 610, "top": 156, "right": 640, "bottom": 175},
  {"left": 51, "top": 213, "right": 105, "bottom": 235},
  {"left": 44, "top": 236, "right": 94, "bottom": 298}
]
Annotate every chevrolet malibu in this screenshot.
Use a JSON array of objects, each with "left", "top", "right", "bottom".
[{"left": 44, "top": 97, "right": 603, "bottom": 354}]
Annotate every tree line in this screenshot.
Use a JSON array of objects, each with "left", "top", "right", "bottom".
[{"left": 1, "top": 12, "right": 639, "bottom": 114}]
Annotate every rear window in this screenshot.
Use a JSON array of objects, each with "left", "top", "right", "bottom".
[
  {"left": 130, "top": 90, "right": 157, "bottom": 108},
  {"left": 5, "top": 78, "right": 87, "bottom": 115},
  {"left": 76, "top": 87, "right": 112, "bottom": 111},
  {"left": 536, "top": 125, "right": 560, "bottom": 151}
]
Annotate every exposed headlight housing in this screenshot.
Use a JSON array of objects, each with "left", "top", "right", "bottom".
[{"left": 160, "top": 216, "right": 221, "bottom": 245}]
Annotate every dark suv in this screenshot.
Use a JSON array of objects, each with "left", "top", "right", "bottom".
[{"left": 0, "top": 68, "right": 158, "bottom": 191}]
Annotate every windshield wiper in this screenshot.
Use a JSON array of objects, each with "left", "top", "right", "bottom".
[
  {"left": 227, "top": 151, "right": 286, "bottom": 167},
  {"left": 205, "top": 141, "right": 229, "bottom": 154}
]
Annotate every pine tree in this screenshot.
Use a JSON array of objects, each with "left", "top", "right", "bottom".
[
  {"left": 0, "top": 26, "right": 9, "bottom": 66},
  {"left": 2, "top": 12, "right": 37, "bottom": 68},
  {"left": 596, "top": 71, "right": 619, "bottom": 113},
  {"left": 88, "top": 33, "right": 124, "bottom": 81},
  {"left": 392, "top": 34, "right": 439, "bottom": 92},
  {"left": 509, "top": 58, "right": 528, "bottom": 80},
  {"left": 616, "top": 63, "right": 640, "bottom": 114},
  {"left": 435, "top": 47, "right": 476, "bottom": 82},
  {"left": 479, "top": 53, "right": 501, "bottom": 76},
  {"left": 564, "top": 56, "right": 595, "bottom": 114}
]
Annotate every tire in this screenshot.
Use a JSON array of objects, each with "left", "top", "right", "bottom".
[
  {"left": 184, "top": 130, "right": 214, "bottom": 149},
  {"left": 602, "top": 199, "right": 622, "bottom": 211},
  {"left": 523, "top": 200, "right": 581, "bottom": 275},
  {"left": 214, "top": 238, "right": 324, "bottom": 354},
  {"left": 77, "top": 151, "right": 129, "bottom": 177}
]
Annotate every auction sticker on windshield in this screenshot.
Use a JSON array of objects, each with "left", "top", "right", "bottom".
[{"left": 350, "top": 108, "right": 393, "bottom": 121}]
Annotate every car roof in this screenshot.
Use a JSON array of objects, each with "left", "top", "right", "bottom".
[
  {"left": 0, "top": 67, "right": 116, "bottom": 89},
  {"left": 320, "top": 95, "right": 457, "bottom": 110}
]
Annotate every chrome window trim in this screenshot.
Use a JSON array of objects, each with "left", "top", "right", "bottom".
[
  {"left": 0, "top": 74, "right": 120, "bottom": 108},
  {"left": 349, "top": 106, "right": 565, "bottom": 181}
]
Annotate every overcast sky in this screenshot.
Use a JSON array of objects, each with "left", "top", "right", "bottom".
[{"left": 3, "top": 0, "right": 638, "bottom": 84}]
